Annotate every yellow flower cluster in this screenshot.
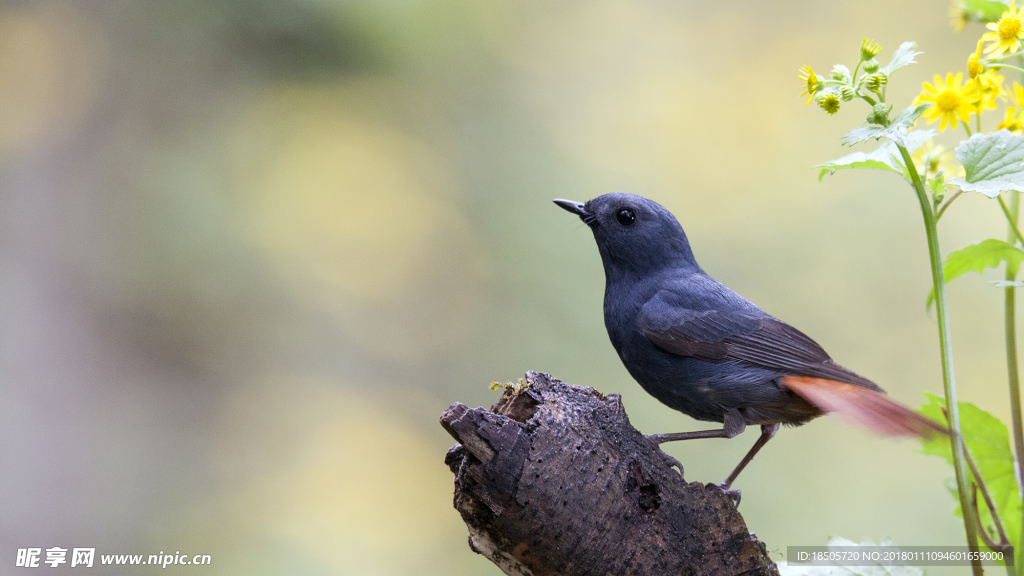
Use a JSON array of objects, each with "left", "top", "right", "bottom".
[
  {"left": 799, "top": 10, "right": 1023, "bottom": 137},
  {"left": 797, "top": 38, "right": 886, "bottom": 117},
  {"left": 911, "top": 1, "right": 1024, "bottom": 133}
]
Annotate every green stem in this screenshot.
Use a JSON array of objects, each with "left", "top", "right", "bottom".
[
  {"left": 999, "top": 195, "right": 1024, "bottom": 246},
  {"left": 937, "top": 189, "right": 964, "bottom": 222},
  {"left": 989, "top": 63, "right": 1024, "bottom": 74},
  {"left": 1000, "top": 191, "right": 1024, "bottom": 576},
  {"left": 989, "top": 50, "right": 1024, "bottom": 62},
  {"left": 896, "top": 143, "right": 984, "bottom": 575}
]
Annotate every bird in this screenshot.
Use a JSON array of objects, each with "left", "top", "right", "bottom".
[{"left": 554, "top": 192, "right": 944, "bottom": 497}]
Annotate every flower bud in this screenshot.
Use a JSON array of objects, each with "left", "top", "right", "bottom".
[
  {"left": 831, "top": 64, "right": 852, "bottom": 82},
  {"left": 817, "top": 92, "right": 841, "bottom": 115},
  {"left": 967, "top": 57, "right": 982, "bottom": 79},
  {"left": 860, "top": 38, "right": 882, "bottom": 61},
  {"left": 967, "top": 39, "right": 985, "bottom": 80},
  {"left": 839, "top": 86, "right": 856, "bottom": 101},
  {"left": 863, "top": 59, "right": 880, "bottom": 73},
  {"left": 865, "top": 72, "right": 888, "bottom": 93},
  {"left": 865, "top": 103, "right": 893, "bottom": 126},
  {"left": 967, "top": 45, "right": 984, "bottom": 79}
]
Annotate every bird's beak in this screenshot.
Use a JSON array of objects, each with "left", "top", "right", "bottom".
[{"left": 553, "top": 199, "right": 590, "bottom": 218}]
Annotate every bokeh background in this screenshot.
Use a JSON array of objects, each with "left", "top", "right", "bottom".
[{"left": 0, "top": 0, "right": 1016, "bottom": 574}]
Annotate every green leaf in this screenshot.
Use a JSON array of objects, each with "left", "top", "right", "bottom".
[
  {"left": 815, "top": 154, "right": 900, "bottom": 181},
  {"left": 917, "top": 393, "right": 1021, "bottom": 552},
  {"left": 881, "top": 41, "right": 923, "bottom": 77},
  {"left": 840, "top": 105, "right": 931, "bottom": 147},
  {"left": 928, "top": 173, "right": 946, "bottom": 198},
  {"left": 948, "top": 130, "right": 1024, "bottom": 198},
  {"left": 927, "top": 239, "right": 1024, "bottom": 307},
  {"left": 962, "top": 0, "right": 1013, "bottom": 24},
  {"left": 953, "top": 238, "right": 1024, "bottom": 279},
  {"left": 818, "top": 129, "right": 934, "bottom": 180}
]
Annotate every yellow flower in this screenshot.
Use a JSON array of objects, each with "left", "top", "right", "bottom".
[
  {"left": 913, "top": 141, "right": 958, "bottom": 177},
  {"left": 973, "top": 70, "right": 1004, "bottom": 110},
  {"left": 996, "top": 107, "right": 1024, "bottom": 132},
  {"left": 950, "top": 0, "right": 969, "bottom": 32},
  {"left": 817, "top": 92, "right": 841, "bottom": 115},
  {"left": 1011, "top": 82, "right": 1024, "bottom": 107},
  {"left": 982, "top": 1, "right": 1024, "bottom": 55},
  {"left": 799, "top": 66, "right": 820, "bottom": 105},
  {"left": 967, "top": 40, "right": 984, "bottom": 78},
  {"left": 860, "top": 38, "right": 882, "bottom": 60},
  {"left": 915, "top": 73, "right": 975, "bottom": 131}
]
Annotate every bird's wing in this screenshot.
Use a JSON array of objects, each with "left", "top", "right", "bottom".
[
  {"left": 639, "top": 290, "right": 879, "bottom": 390},
  {"left": 638, "top": 304, "right": 762, "bottom": 362}
]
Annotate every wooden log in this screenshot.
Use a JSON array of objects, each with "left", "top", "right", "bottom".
[{"left": 441, "top": 371, "right": 779, "bottom": 576}]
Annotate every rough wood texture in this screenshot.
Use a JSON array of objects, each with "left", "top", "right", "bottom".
[{"left": 441, "top": 371, "right": 779, "bottom": 576}]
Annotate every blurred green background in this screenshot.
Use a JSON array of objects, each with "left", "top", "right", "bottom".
[{"left": 0, "top": 0, "right": 1015, "bottom": 574}]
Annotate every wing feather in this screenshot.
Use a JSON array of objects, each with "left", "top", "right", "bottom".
[{"left": 640, "top": 290, "right": 880, "bottom": 390}]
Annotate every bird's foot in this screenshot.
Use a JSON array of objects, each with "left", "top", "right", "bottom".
[
  {"left": 644, "top": 435, "right": 684, "bottom": 480},
  {"left": 716, "top": 483, "right": 741, "bottom": 507}
]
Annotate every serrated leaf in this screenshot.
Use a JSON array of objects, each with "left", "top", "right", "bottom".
[
  {"left": 948, "top": 130, "right": 1024, "bottom": 198},
  {"left": 902, "top": 129, "right": 936, "bottom": 155},
  {"left": 881, "top": 41, "right": 923, "bottom": 76},
  {"left": 819, "top": 129, "right": 935, "bottom": 180},
  {"left": 842, "top": 127, "right": 894, "bottom": 148},
  {"left": 917, "top": 393, "right": 1021, "bottom": 552},
  {"left": 840, "top": 105, "right": 931, "bottom": 147},
  {"left": 926, "top": 239, "right": 1024, "bottom": 307},
  {"left": 815, "top": 156, "right": 900, "bottom": 181}
]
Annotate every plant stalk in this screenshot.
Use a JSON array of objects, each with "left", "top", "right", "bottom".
[
  {"left": 989, "top": 63, "right": 1024, "bottom": 74},
  {"left": 1002, "top": 191, "right": 1024, "bottom": 576},
  {"left": 937, "top": 189, "right": 964, "bottom": 222},
  {"left": 896, "top": 143, "right": 984, "bottom": 575}
]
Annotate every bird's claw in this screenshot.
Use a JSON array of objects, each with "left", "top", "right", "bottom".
[
  {"left": 644, "top": 435, "right": 684, "bottom": 480},
  {"left": 716, "top": 484, "right": 741, "bottom": 507}
]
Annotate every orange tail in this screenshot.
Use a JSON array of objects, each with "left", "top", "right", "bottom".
[{"left": 781, "top": 376, "right": 947, "bottom": 438}]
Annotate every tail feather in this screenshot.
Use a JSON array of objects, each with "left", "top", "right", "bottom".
[{"left": 781, "top": 376, "right": 947, "bottom": 439}]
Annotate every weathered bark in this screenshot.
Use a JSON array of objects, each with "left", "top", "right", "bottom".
[{"left": 441, "top": 371, "right": 778, "bottom": 576}]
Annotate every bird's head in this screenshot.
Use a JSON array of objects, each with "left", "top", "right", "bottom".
[{"left": 554, "top": 192, "right": 699, "bottom": 279}]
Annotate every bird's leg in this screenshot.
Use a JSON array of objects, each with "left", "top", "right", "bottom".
[
  {"left": 644, "top": 410, "right": 747, "bottom": 479},
  {"left": 719, "top": 422, "right": 780, "bottom": 492},
  {"left": 645, "top": 409, "right": 747, "bottom": 444}
]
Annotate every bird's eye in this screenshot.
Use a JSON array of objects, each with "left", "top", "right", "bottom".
[{"left": 616, "top": 208, "right": 637, "bottom": 226}]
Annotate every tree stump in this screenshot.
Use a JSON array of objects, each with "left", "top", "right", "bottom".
[{"left": 440, "top": 371, "right": 779, "bottom": 576}]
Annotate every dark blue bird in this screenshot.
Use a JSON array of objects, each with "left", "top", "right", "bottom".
[{"left": 555, "top": 192, "right": 942, "bottom": 494}]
